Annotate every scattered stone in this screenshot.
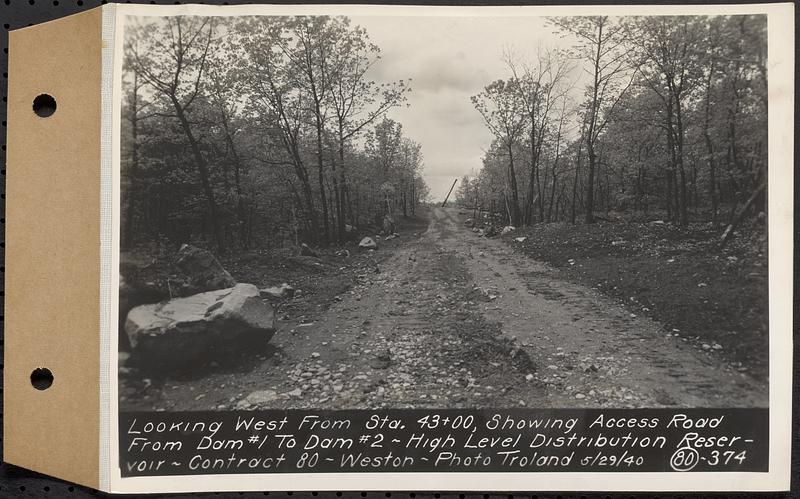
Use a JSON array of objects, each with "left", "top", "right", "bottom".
[
  {"left": 370, "top": 349, "right": 392, "bottom": 369},
  {"left": 525, "top": 373, "right": 535, "bottom": 382},
  {"left": 236, "top": 389, "right": 278, "bottom": 409},
  {"left": 514, "top": 237, "right": 527, "bottom": 243},
  {"left": 259, "top": 283, "right": 295, "bottom": 300},
  {"left": 501, "top": 226, "right": 516, "bottom": 235},
  {"left": 335, "top": 249, "right": 351, "bottom": 258},
  {"left": 702, "top": 343, "right": 711, "bottom": 350},
  {"left": 575, "top": 393, "right": 585, "bottom": 399}
]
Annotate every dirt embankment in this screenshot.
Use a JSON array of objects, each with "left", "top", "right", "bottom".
[
  {"left": 121, "top": 207, "right": 768, "bottom": 411},
  {"left": 497, "top": 220, "right": 768, "bottom": 381}
]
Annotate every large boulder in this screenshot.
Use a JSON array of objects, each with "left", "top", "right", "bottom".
[
  {"left": 359, "top": 237, "right": 378, "bottom": 250},
  {"left": 119, "top": 255, "right": 170, "bottom": 351},
  {"left": 172, "top": 244, "right": 236, "bottom": 297},
  {"left": 119, "top": 276, "right": 166, "bottom": 351},
  {"left": 126, "top": 283, "right": 275, "bottom": 370}
]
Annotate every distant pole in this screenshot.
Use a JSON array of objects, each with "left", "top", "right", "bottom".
[{"left": 441, "top": 179, "right": 458, "bottom": 207}]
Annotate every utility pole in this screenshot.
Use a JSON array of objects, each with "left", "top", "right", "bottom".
[{"left": 441, "top": 178, "right": 458, "bottom": 207}]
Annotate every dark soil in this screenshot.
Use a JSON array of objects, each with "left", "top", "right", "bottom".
[{"left": 501, "top": 219, "right": 769, "bottom": 381}]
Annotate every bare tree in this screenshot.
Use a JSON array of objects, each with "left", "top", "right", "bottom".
[
  {"left": 236, "top": 17, "right": 320, "bottom": 240},
  {"left": 472, "top": 79, "right": 529, "bottom": 226},
  {"left": 130, "top": 17, "right": 225, "bottom": 253},
  {"left": 328, "top": 21, "right": 409, "bottom": 239},
  {"left": 504, "top": 47, "right": 573, "bottom": 224},
  {"left": 626, "top": 16, "right": 705, "bottom": 225},
  {"left": 550, "top": 16, "right": 635, "bottom": 223}
]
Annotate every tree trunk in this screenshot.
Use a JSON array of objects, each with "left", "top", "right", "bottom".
[
  {"left": 584, "top": 144, "right": 596, "bottom": 224},
  {"left": 507, "top": 142, "right": 522, "bottom": 225},
  {"left": 571, "top": 136, "right": 583, "bottom": 225},
  {"left": 336, "top": 128, "right": 347, "bottom": 240},
  {"left": 172, "top": 98, "right": 225, "bottom": 255},
  {"left": 675, "top": 93, "right": 689, "bottom": 225},
  {"left": 315, "top": 118, "right": 330, "bottom": 242},
  {"left": 720, "top": 180, "right": 766, "bottom": 247}
]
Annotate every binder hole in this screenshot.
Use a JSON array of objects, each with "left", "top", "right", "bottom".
[
  {"left": 30, "top": 367, "right": 54, "bottom": 390},
  {"left": 32, "top": 94, "right": 57, "bottom": 117}
]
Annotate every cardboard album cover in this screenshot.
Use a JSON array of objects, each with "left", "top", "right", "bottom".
[{"left": 3, "top": 2, "right": 794, "bottom": 493}]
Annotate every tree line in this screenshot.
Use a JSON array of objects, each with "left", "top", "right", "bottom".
[
  {"left": 459, "top": 15, "right": 767, "bottom": 228},
  {"left": 122, "top": 16, "right": 428, "bottom": 255}
]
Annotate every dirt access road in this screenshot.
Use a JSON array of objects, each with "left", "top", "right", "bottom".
[{"left": 122, "top": 207, "right": 767, "bottom": 411}]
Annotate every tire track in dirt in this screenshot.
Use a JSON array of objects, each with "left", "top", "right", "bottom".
[
  {"left": 124, "top": 213, "right": 545, "bottom": 411},
  {"left": 123, "top": 208, "right": 766, "bottom": 411},
  {"left": 431, "top": 207, "right": 767, "bottom": 408}
]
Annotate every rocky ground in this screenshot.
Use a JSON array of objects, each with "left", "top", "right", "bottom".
[
  {"left": 120, "top": 207, "right": 768, "bottom": 411},
  {"left": 497, "top": 215, "right": 769, "bottom": 381}
]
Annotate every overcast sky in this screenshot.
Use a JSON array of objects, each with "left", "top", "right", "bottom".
[{"left": 352, "top": 16, "right": 578, "bottom": 201}]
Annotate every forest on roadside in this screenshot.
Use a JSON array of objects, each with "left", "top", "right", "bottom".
[
  {"left": 121, "top": 16, "right": 429, "bottom": 256},
  {"left": 458, "top": 15, "right": 767, "bottom": 231}
]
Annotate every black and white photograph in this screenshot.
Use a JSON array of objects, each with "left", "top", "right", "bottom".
[
  {"left": 117, "top": 9, "right": 772, "bottom": 412},
  {"left": 104, "top": 2, "right": 795, "bottom": 491}
]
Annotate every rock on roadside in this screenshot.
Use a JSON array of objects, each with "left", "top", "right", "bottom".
[
  {"left": 119, "top": 276, "right": 166, "bottom": 351},
  {"left": 359, "top": 237, "right": 378, "bottom": 250},
  {"left": 260, "top": 283, "right": 295, "bottom": 301},
  {"left": 126, "top": 283, "right": 275, "bottom": 371},
  {"left": 172, "top": 244, "right": 236, "bottom": 297},
  {"left": 236, "top": 389, "right": 279, "bottom": 409}
]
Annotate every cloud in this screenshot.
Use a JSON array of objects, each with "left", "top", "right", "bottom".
[{"left": 353, "top": 14, "right": 568, "bottom": 200}]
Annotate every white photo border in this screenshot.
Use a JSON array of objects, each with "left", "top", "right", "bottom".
[{"left": 103, "top": 2, "right": 794, "bottom": 493}]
